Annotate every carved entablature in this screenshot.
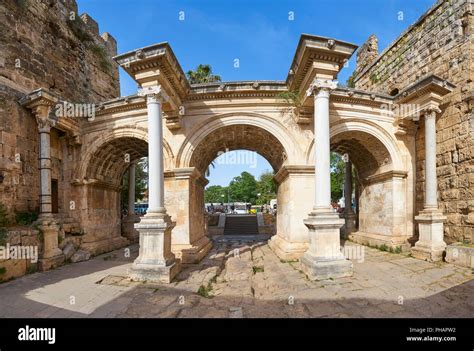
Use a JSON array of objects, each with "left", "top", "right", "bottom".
[
  {"left": 393, "top": 75, "right": 455, "bottom": 122},
  {"left": 114, "top": 42, "right": 190, "bottom": 130},
  {"left": 20, "top": 88, "right": 83, "bottom": 138},
  {"left": 94, "top": 95, "right": 147, "bottom": 116},
  {"left": 286, "top": 34, "right": 358, "bottom": 105}
]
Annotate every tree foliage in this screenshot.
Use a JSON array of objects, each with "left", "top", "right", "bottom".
[
  {"left": 256, "top": 171, "right": 277, "bottom": 205},
  {"left": 228, "top": 171, "right": 258, "bottom": 203},
  {"left": 330, "top": 152, "right": 345, "bottom": 202},
  {"left": 186, "top": 64, "right": 221, "bottom": 84},
  {"left": 204, "top": 170, "right": 277, "bottom": 205},
  {"left": 204, "top": 185, "right": 227, "bottom": 203}
]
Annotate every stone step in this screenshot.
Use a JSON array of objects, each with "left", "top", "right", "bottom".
[{"left": 224, "top": 215, "right": 259, "bottom": 235}]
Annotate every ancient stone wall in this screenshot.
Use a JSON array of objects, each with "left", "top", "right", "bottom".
[
  {"left": 353, "top": 0, "right": 474, "bottom": 243},
  {"left": 0, "top": 0, "right": 120, "bottom": 219}
]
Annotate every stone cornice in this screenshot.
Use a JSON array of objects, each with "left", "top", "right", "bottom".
[
  {"left": 164, "top": 167, "right": 208, "bottom": 186},
  {"left": 186, "top": 81, "right": 287, "bottom": 101},
  {"left": 393, "top": 75, "right": 455, "bottom": 121},
  {"left": 113, "top": 42, "right": 190, "bottom": 101},
  {"left": 332, "top": 87, "right": 393, "bottom": 106},
  {"left": 365, "top": 170, "right": 408, "bottom": 184},
  {"left": 273, "top": 165, "right": 314, "bottom": 184},
  {"left": 287, "top": 34, "right": 358, "bottom": 92},
  {"left": 394, "top": 75, "right": 455, "bottom": 104},
  {"left": 94, "top": 95, "right": 146, "bottom": 116},
  {"left": 19, "top": 88, "right": 60, "bottom": 109}
]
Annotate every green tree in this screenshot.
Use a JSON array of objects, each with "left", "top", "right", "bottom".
[
  {"left": 256, "top": 171, "right": 276, "bottom": 205},
  {"left": 186, "top": 64, "right": 222, "bottom": 84},
  {"left": 330, "top": 152, "right": 345, "bottom": 202},
  {"left": 121, "top": 158, "right": 148, "bottom": 213},
  {"left": 205, "top": 185, "right": 228, "bottom": 203},
  {"left": 228, "top": 171, "right": 258, "bottom": 204}
]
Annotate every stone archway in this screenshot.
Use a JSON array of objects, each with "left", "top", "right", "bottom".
[
  {"left": 73, "top": 135, "right": 148, "bottom": 255},
  {"left": 72, "top": 127, "right": 175, "bottom": 255},
  {"left": 170, "top": 118, "right": 295, "bottom": 262},
  {"left": 188, "top": 124, "right": 287, "bottom": 174},
  {"left": 176, "top": 112, "right": 303, "bottom": 169},
  {"left": 305, "top": 120, "right": 410, "bottom": 250}
]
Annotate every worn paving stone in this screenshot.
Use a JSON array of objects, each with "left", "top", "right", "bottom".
[{"left": 0, "top": 242, "right": 473, "bottom": 318}]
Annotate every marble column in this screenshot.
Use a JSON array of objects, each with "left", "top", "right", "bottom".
[
  {"left": 301, "top": 79, "right": 353, "bottom": 280},
  {"left": 129, "top": 85, "right": 180, "bottom": 283},
  {"left": 343, "top": 157, "right": 356, "bottom": 238},
  {"left": 35, "top": 114, "right": 64, "bottom": 270},
  {"left": 122, "top": 163, "right": 139, "bottom": 242},
  {"left": 412, "top": 107, "right": 446, "bottom": 261}
]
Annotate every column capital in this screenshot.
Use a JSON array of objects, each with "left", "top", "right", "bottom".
[
  {"left": 423, "top": 106, "right": 442, "bottom": 119},
  {"left": 36, "top": 115, "right": 57, "bottom": 133},
  {"left": 138, "top": 85, "right": 169, "bottom": 104},
  {"left": 20, "top": 89, "right": 60, "bottom": 132},
  {"left": 306, "top": 79, "right": 338, "bottom": 98}
]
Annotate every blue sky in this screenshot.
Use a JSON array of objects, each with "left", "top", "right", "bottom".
[{"left": 77, "top": 0, "right": 435, "bottom": 186}]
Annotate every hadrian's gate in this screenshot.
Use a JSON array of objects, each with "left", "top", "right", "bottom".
[{"left": 21, "top": 35, "right": 454, "bottom": 281}]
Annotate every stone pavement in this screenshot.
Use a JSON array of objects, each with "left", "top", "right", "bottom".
[{"left": 0, "top": 237, "right": 472, "bottom": 318}]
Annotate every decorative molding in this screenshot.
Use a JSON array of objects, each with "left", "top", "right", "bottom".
[
  {"left": 365, "top": 170, "right": 408, "bottom": 184},
  {"left": 286, "top": 34, "right": 358, "bottom": 92},
  {"left": 273, "top": 165, "right": 314, "bottom": 184}
]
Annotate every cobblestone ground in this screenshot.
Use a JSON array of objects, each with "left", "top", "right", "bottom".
[{"left": 0, "top": 236, "right": 472, "bottom": 318}]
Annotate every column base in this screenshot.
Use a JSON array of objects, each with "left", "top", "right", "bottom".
[
  {"left": 342, "top": 212, "right": 356, "bottom": 239},
  {"left": 129, "top": 212, "right": 180, "bottom": 284},
  {"left": 302, "top": 209, "right": 353, "bottom": 280},
  {"left": 172, "top": 236, "right": 213, "bottom": 264},
  {"left": 268, "top": 234, "right": 309, "bottom": 261},
  {"left": 122, "top": 214, "right": 140, "bottom": 243},
  {"left": 128, "top": 261, "right": 180, "bottom": 284},
  {"left": 38, "top": 254, "right": 65, "bottom": 271},
  {"left": 412, "top": 209, "right": 447, "bottom": 262},
  {"left": 349, "top": 231, "right": 411, "bottom": 252},
  {"left": 301, "top": 255, "right": 353, "bottom": 280},
  {"left": 37, "top": 219, "right": 65, "bottom": 271}
]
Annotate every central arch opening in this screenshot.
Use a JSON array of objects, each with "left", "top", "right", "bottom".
[
  {"left": 188, "top": 124, "right": 287, "bottom": 239},
  {"left": 189, "top": 124, "right": 287, "bottom": 175}
]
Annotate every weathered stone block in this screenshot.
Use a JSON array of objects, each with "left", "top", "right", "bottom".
[{"left": 445, "top": 244, "right": 474, "bottom": 268}]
